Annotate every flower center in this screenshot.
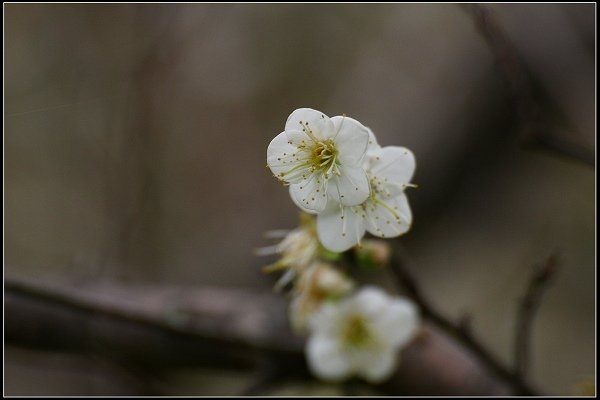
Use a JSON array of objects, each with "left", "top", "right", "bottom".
[
  {"left": 308, "top": 139, "right": 340, "bottom": 178},
  {"left": 277, "top": 135, "right": 341, "bottom": 182},
  {"left": 342, "top": 315, "right": 372, "bottom": 347}
]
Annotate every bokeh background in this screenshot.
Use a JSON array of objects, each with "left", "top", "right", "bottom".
[{"left": 4, "top": 3, "right": 595, "bottom": 396}]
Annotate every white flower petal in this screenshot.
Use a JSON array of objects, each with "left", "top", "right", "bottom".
[
  {"left": 328, "top": 164, "right": 370, "bottom": 207},
  {"left": 285, "top": 129, "right": 312, "bottom": 147},
  {"left": 352, "top": 286, "right": 390, "bottom": 316},
  {"left": 289, "top": 186, "right": 318, "bottom": 214},
  {"left": 362, "top": 152, "right": 381, "bottom": 173},
  {"left": 290, "top": 176, "right": 328, "bottom": 213},
  {"left": 365, "top": 192, "right": 412, "bottom": 238},
  {"left": 309, "top": 301, "right": 344, "bottom": 335},
  {"left": 330, "top": 116, "right": 369, "bottom": 165},
  {"left": 286, "top": 108, "right": 334, "bottom": 141},
  {"left": 365, "top": 128, "right": 381, "bottom": 156},
  {"left": 307, "top": 336, "right": 350, "bottom": 381},
  {"left": 267, "top": 131, "right": 301, "bottom": 180},
  {"left": 356, "top": 349, "right": 397, "bottom": 383},
  {"left": 393, "top": 192, "right": 412, "bottom": 225},
  {"left": 370, "top": 146, "right": 416, "bottom": 186},
  {"left": 316, "top": 203, "right": 366, "bottom": 252},
  {"left": 373, "top": 298, "right": 419, "bottom": 348}
]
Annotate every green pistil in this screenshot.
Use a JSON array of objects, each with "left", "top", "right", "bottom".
[
  {"left": 342, "top": 315, "right": 372, "bottom": 347},
  {"left": 280, "top": 162, "right": 309, "bottom": 178}
]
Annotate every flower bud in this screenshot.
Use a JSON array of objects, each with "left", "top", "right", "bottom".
[
  {"left": 289, "top": 262, "right": 354, "bottom": 333},
  {"left": 353, "top": 239, "right": 392, "bottom": 270}
]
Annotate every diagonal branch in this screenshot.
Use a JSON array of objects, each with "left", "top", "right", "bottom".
[
  {"left": 462, "top": 4, "right": 594, "bottom": 166},
  {"left": 514, "top": 253, "right": 560, "bottom": 379},
  {"left": 387, "top": 249, "right": 540, "bottom": 396}
]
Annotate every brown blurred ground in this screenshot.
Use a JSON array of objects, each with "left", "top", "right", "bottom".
[{"left": 4, "top": 3, "right": 595, "bottom": 395}]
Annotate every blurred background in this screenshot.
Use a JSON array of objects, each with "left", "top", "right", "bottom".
[{"left": 4, "top": 3, "right": 595, "bottom": 396}]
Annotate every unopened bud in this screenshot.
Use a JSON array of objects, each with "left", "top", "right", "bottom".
[
  {"left": 289, "top": 262, "right": 354, "bottom": 333},
  {"left": 353, "top": 239, "right": 391, "bottom": 270}
]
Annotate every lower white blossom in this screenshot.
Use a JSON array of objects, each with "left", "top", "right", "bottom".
[
  {"left": 317, "top": 145, "right": 416, "bottom": 252},
  {"left": 306, "top": 286, "right": 419, "bottom": 383},
  {"left": 289, "top": 262, "right": 354, "bottom": 333}
]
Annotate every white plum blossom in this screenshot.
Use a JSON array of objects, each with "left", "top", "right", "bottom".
[
  {"left": 306, "top": 286, "right": 419, "bottom": 383},
  {"left": 267, "top": 108, "right": 371, "bottom": 213},
  {"left": 289, "top": 262, "right": 354, "bottom": 333},
  {"left": 316, "top": 142, "right": 416, "bottom": 252},
  {"left": 262, "top": 113, "right": 421, "bottom": 385}
]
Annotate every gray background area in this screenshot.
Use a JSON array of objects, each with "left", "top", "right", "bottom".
[{"left": 5, "top": 3, "right": 595, "bottom": 395}]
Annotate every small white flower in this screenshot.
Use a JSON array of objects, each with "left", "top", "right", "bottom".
[
  {"left": 267, "top": 108, "right": 371, "bottom": 213},
  {"left": 316, "top": 143, "right": 416, "bottom": 252},
  {"left": 289, "top": 262, "right": 354, "bottom": 333},
  {"left": 306, "top": 286, "right": 419, "bottom": 383}
]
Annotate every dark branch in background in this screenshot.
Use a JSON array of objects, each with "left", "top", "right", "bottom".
[
  {"left": 239, "top": 363, "right": 291, "bottom": 396},
  {"left": 387, "top": 249, "right": 540, "bottom": 396},
  {"left": 514, "top": 253, "right": 560, "bottom": 379},
  {"left": 6, "top": 275, "right": 516, "bottom": 396},
  {"left": 462, "top": 4, "right": 594, "bottom": 166},
  {"left": 4, "top": 276, "right": 306, "bottom": 386}
]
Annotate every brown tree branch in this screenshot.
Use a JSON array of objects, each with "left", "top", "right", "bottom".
[
  {"left": 387, "top": 250, "right": 540, "bottom": 396},
  {"left": 238, "top": 363, "right": 290, "bottom": 396},
  {"left": 462, "top": 4, "right": 594, "bottom": 166},
  {"left": 514, "top": 253, "right": 560, "bottom": 379},
  {"left": 6, "top": 275, "right": 515, "bottom": 395}
]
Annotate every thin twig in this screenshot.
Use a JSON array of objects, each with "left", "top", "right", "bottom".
[
  {"left": 387, "top": 250, "right": 538, "bottom": 396},
  {"left": 462, "top": 4, "right": 594, "bottom": 166},
  {"left": 514, "top": 253, "right": 560, "bottom": 379}
]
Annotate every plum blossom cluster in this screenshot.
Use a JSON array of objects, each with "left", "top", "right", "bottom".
[
  {"left": 258, "top": 108, "right": 420, "bottom": 383},
  {"left": 267, "top": 108, "right": 416, "bottom": 252}
]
